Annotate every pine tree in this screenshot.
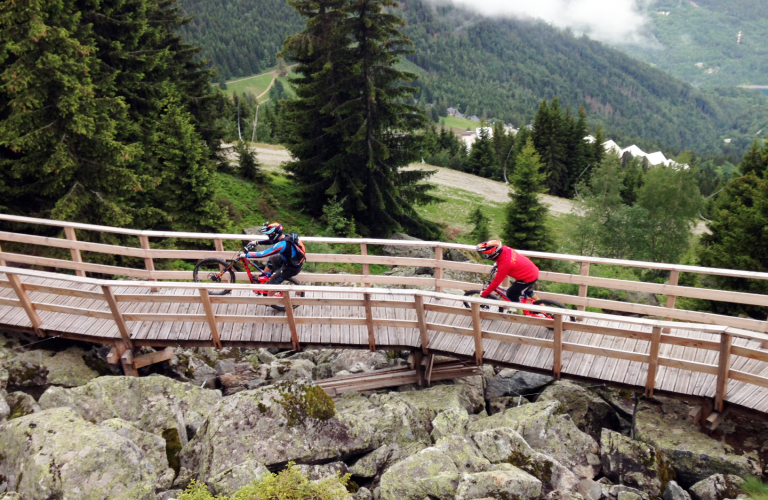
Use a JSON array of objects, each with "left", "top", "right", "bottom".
[
  {"left": 468, "top": 125, "right": 498, "bottom": 179},
  {"left": 562, "top": 106, "right": 589, "bottom": 198},
  {"left": 0, "top": 0, "right": 141, "bottom": 226},
  {"left": 698, "top": 169, "right": 768, "bottom": 320},
  {"left": 503, "top": 139, "right": 554, "bottom": 252},
  {"left": 740, "top": 140, "right": 768, "bottom": 176},
  {"left": 234, "top": 141, "right": 264, "bottom": 183},
  {"left": 282, "top": 0, "right": 441, "bottom": 238},
  {"left": 532, "top": 99, "right": 568, "bottom": 197},
  {"left": 467, "top": 206, "right": 490, "bottom": 242}
]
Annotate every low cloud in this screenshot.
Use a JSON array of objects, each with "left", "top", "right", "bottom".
[{"left": 434, "top": 0, "right": 656, "bottom": 45}]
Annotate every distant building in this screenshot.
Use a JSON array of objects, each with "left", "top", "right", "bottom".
[
  {"left": 467, "top": 115, "right": 481, "bottom": 122},
  {"left": 461, "top": 131, "right": 476, "bottom": 148},
  {"left": 476, "top": 127, "right": 493, "bottom": 139},
  {"left": 584, "top": 135, "right": 596, "bottom": 143},
  {"left": 602, "top": 140, "right": 622, "bottom": 155}
]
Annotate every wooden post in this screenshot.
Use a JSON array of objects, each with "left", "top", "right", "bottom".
[
  {"left": 645, "top": 326, "right": 662, "bottom": 397},
  {"left": 471, "top": 302, "right": 483, "bottom": 365},
  {"left": 199, "top": 288, "right": 223, "bottom": 349},
  {"left": 414, "top": 294, "right": 430, "bottom": 354},
  {"left": 364, "top": 293, "right": 376, "bottom": 352},
  {"left": 139, "top": 235, "right": 158, "bottom": 292},
  {"left": 63, "top": 227, "right": 86, "bottom": 278},
  {"left": 434, "top": 246, "right": 444, "bottom": 293},
  {"left": 552, "top": 313, "right": 563, "bottom": 380},
  {"left": 577, "top": 262, "right": 590, "bottom": 315},
  {"left": 120, "top": 348, "right": 138, "bottom": 377},
  {"left": 8, "top": 273, "right": 42, "bottom": 333},
  {"left": 715, "top": 331, "right": 733, "bottom": 412},
  {"left": 283, "top": 292, "right": 300, "bottom": 351},
  {"left": 663, "top": 270, "right": 679, "bottom": 333},
  {"left": 214, "top": 238, "right": 224, "bottom": 253},
  {"left": 0, "top": 243, "right": 6, "bottom": 266},
  {"left": 102, "top": 285, "right": 133, "bottom": 346},
  {"left": 361, "top": 243, "right": 369, "bottom": 276},
  {"left": 412, "top": 350, "right": 425, "bottom": 386}
]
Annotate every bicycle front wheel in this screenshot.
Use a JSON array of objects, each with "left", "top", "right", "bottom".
[
  {"left": 270, "top": 278, "right": 306, "bottom": 311},
  {"left": 463, "top": 290, "right": 505, "bottom": 313},
  {"left": 193, "top": 258, "right": 236, "bottom": 296},
  {"left": 533, "top": 299, "right": 575, "bottom": 322}
]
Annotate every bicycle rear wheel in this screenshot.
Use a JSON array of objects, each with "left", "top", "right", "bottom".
[
  {"left": 193, "top": 258, "right": 235, "bottom": 296},
  {"left": 463, "top": 290, "right": 505, "bottom": 313},
  {"left": 270, "top": 278, "right": 306, "bottom": 312},
  {"left": 533, "top": 299, "right": 576, "bottom": 322}
]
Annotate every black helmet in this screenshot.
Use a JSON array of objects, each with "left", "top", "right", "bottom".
[{"left": 259, "top": 221, "right": 284, "bottom": 244}]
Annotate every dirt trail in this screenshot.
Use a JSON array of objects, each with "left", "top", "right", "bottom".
[{"left": 227, "top": 144, "right": 708, "bottom": 233}]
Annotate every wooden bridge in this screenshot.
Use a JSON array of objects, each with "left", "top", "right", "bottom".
[{"left": 1, "top": 215, "right": 768, "bottom": 421}]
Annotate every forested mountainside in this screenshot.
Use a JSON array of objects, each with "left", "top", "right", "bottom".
[
  {"left": 619, "top": 0, "right": 768, "bottom": 87},
  {"left": 177, "top": 0, "right": 303, "bottom": 81},
  {"left": 177, "top": 0, "right": 768, "bottom": 157}
]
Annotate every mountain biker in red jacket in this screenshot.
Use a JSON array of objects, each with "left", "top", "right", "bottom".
[{"left": 476, "top": 240, "right": 539, "bottom": 302}]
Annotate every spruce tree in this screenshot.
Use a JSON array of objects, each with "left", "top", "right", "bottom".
[
  {"left": 739, "top": 140, "right": 768, "bottom": 176},
  {"left": 0, "top": 0, "right": 140, "bottom": 225},
  {"left": 532, "top": 98, "right": 567, "bottom": 197},
  {"left": 503, "top": 139, "right": 554, "bottom": 252},
  {"left": 468, "top": 126, "right": 498, "bottom": 179},
  {"left": 234, "top": 141, "right": 264, "bottom": 182},
  {"left": 282, "top": 0, "right": 441, "bottom": 238},
  {"left": 563, "top": 106, "right": 589, "bottom": 198},
  {"left": 467, "top": 206, "right": 490, "bottom": 242}
]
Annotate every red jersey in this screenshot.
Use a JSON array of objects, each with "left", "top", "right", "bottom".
[{"left": 481, "top": 246, "right": 539, "bottom": 297}]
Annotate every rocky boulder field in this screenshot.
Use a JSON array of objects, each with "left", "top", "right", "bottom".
[{"left": 0, "top": 329, "right": 766, "bottom": 500}]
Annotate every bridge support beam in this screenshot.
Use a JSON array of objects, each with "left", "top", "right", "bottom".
[
  {"left": 364, "top": 293, "right": 376, "bottom": 352},
  {"left": 576, "top": 262, "right": 590, "bottom": 318},
  {"left": 552, "top": 314, "right": 564, "bottom": 380},
  {"left": 471, "top": 302, "right": 484, "bottom": 365},
  {"left": 645, "top": 326, "right": 662, "bottom": 397},
  {"left": 199, "top": 289, "right": 223, "bottom": 350},
  {"left": 63, "top": 227, "right": 86, "bottom": 278},
  {"left": 715, "top": 331, "right": 733, "bottom": 412},
  {"left": 7, "top": 273, "right": 43, "bottom": 336},
  {"left": 663, "top": 271, "right": 680, "bottom": 333},
  {"left": 414, "top": 295, "right": 429, "bottom": 355}
]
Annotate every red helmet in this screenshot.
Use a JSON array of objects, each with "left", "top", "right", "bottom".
[{"left": 477, "top": 240, "right": 503, "bottom": 260}]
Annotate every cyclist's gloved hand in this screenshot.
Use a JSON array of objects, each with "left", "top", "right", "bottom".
[{"left": 238, "top": 251, "right": 248, "bottom": 260}]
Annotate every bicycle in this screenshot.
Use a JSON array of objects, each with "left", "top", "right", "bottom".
[
  {"left": 192, "top": 247, "right": 304, "bottom": 312},
  {"left": 463, "top": 265, "right": 574, "bottom": 321}
]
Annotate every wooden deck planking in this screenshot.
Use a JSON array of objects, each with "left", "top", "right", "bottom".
[{"left": 5, "top": 273, "right": 768, "bottom": 413}]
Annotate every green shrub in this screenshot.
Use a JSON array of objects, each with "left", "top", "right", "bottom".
[
  {"left": 178, "top": 463, "right": 351, "bottom": 500},
  {"left": 742, "top": 477, "right": 768, "bottom": 500}
]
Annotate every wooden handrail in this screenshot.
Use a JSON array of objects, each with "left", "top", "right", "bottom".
[
  {"left": 1, "top": 214, "right": 767, "bottom": 338},
  {"left": 3, "top": 214, "right": 768, "bottom": 279}
]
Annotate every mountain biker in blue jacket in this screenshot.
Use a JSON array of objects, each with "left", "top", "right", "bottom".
[{"left": 240, "top": 222, "right": 306, "bottom": 285}]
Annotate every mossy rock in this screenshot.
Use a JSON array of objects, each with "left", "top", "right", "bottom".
[
  {"left": 601, "top": 429, "right": 674, "bottom": 498},
  {"left": 379, "top": 447, "right": 461, "bottom": 500},
  {"left": 0, "top": 407, "right": 158, "bottom": 499}
]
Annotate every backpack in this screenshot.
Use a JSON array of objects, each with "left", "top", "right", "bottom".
[{"left": 284, "top": 233, "right": 306, "bottom": 266}]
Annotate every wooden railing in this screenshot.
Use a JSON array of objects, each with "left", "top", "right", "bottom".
[
  {"left": 0, "top": 214, "right": 766, "bottom": 334},
  {"left": 2, "top": 264, "right": 768, "bottom": 414}
]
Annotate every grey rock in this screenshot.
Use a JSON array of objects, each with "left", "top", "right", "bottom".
[
  {"left": 271, "top": 358, "right": 315, "bottom": 381},
  {"left": 431, "top": 407, "right": 469, "bottom": 441},
  {"left": 488, "top": 395, "right": 529, "bottom": 415},
  {"left": 100, "top": 418, "right": 175, "bottom": 490},
  {"left": 454, "top": 468, "right": 542, "bottom": 500},
  {"left": 468, "top": 401, "right": 601, "bottom": 479},
  {"left": 354, "top": 487, "right": 373, "bottom": 500},
  {"left": 485, "top": 370, "right": 553, "bottom": 399},
  {"left": 157, "top": 491, "right": 183, "bottom": 500},
  {"left": 379, "top": 447, "right": 460, "bottom": 500},
  {"left": 0, "top": 407, "right": 157, "bottom": 500},
  {"left": 294, "top": 462, "right": 348, "bottom": 481},
  {"left": 600, "top": 428, "right": 674, "bottom": 498},
  {"left": 689, "top": 475, "right": 744, "bottom": 500},
  {"left": 472, "top": 427, "right": 580, "bottom": 494},
  {"left": 547, "top": 491, "right": 586, "bottom": 500},
  {"left": 348, "top": 443, "right": 427, "bottom": 479},
  {"left": 3, "top": 347, "right": 99, "bottom": 389},
  {"left": 382, "top": 233, "right": 435, "bottom": 260},
  {"left": 578, "top": 479, "right": 604, "bottom": 500},
  {"left": 664, "top": 481, "right": 692, "bottom": 500},
  {"left": 635, "top": 398, "right": 760, "bottom": 486},
  {"left": 434, "top": 436, "right": 493, "bottom": 473},
  {"left": 0, "top": 389, "right": 10, "bottom": 420},
  {"left": 5, "top": 391, "right": 41, "bottom": 419},
  {"left": 329, "top": 351, "right": 391, "bottom": 376},
  {"left": 180, "top": 380, "right": 432, "bottom": 482},
  {"left": 539, "top": 381, "right": 622, "bottom": 439},
  {"left": 609, "top": 485, "right": 651, "bottom": 500},
  {"left": 207, "top": 460, "right": 269, "bottom": 496}
]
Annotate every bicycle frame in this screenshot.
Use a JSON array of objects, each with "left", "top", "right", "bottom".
[
  {"left": 483, "top": 266, "right": 546, "bottom": 318},
  {"left": 215, "top": 255, "right": 276, "bottom": 296}
]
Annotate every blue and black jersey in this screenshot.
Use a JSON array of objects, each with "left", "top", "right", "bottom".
[{"left": 246, "top": 235, "right": 306, "bottom": 267}]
